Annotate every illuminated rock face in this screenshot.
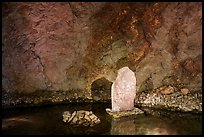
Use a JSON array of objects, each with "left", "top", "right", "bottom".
[
  {"left": 111, "top": 67, "right": 136, "bottom": 112},
  {"left": 2, "top": 2, "right": 202, "bottom": 108}
]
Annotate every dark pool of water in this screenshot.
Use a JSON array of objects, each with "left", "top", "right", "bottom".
[{"left": 2, "top": 103, "right": 202, "bottom": 135}]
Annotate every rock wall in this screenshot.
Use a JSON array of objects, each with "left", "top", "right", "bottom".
[
  {"left": 2, "top": 2, "right": 202, "bottom": 107},
  {"left": 2, "top": 2, "right": 105, "bottom": 105},
  {"left": 136, "top": 2, "right": 202, "bottom": 93}
]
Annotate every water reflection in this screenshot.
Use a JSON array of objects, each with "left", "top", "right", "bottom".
[
  {"left": 2, "top": 116, "right": 34, "bottom": 129},
  {"left": 2, "top": 104, "right": 202, "bottom": 135},
  {"left": 111, "top": 115, "right": 178, "bottom": 135},
  {"left": 111, "top": 116, "right": 136, "bottom": 135}
]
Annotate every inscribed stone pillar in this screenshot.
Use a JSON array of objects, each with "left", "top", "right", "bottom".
[{"left": 111, "top": 66, "right": 136, "bottom": 112}]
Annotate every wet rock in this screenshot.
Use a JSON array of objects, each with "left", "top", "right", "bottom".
[
  {"left": 62, "top": 110, "right": 100, "bottom": 127},
  {"left": 106, "top": 107, "right": 144, "bottom": 119},
  {"left": 111, "top": 66, "right": 136, "bottom": 112}
]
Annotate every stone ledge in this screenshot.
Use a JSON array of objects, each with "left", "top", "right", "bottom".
[{"left": 106, "top": 107, "right": 144, "bottom": 118}]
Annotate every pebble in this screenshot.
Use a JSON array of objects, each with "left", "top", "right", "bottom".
[
  {"left": 135, "top": 86, "right": 202, "bottom": 112},
  {"left": 160, "top": 86, "right": 174, "bottom": 95},
  {"left": 180, "top": 88, "right": 190, "bottom": 95}
]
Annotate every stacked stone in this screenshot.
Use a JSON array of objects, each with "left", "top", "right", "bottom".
[{"left": 63, "top": 110, "right": 100, "bottom": 127}]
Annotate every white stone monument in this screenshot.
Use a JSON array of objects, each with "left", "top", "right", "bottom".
[{"left": 111, "top": 66, "right": 136, "bottom": 112}]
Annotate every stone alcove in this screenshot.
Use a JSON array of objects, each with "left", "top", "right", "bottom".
[{"left": 91, "top": 77, "right": 113, "bottom": 102}]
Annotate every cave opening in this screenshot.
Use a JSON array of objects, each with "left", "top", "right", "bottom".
[{"left": 91, "top": 77, "right": 112, "bottom": 102}]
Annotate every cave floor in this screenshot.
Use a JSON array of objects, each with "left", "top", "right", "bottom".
[{"left": 2, "top": 103, "right": 202, "bottom": 135}]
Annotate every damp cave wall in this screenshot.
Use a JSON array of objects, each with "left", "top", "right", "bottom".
[{"left": 2, "top": 2, "right": 202, "bottom": 107}]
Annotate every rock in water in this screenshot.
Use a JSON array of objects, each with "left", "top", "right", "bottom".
[
  {"left": 62, "top": 110, "right": 100, "bottom": 127},
  {"left": 111, "top": 66, "right": 136, "bottom": 112}
]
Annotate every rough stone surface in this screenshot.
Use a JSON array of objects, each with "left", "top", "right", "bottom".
[
  {"left": 135, "top": 86, "right": 202, "bottom": 112},
  {"left": 62, "top": 110, "right": 100, "bottom": 127},
  {"left": 180, "top": 88, "right": 190, "bottom": 95},
  {"left": 111, "top": 67, "right": 136, "bottom": 112},
  {"left": 106, "top": 107, "right": 144, "bottom": 119},
  {"left": 2, "top": 2, "right": 202, "bottom": 110},
  {"left": 2, "top": 2, "right": 105, "bottom": 98},
  {"left": 91, "top": 77, "right": 112, "bottom": 102}
]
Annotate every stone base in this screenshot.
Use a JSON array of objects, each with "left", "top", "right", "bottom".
[{"left": 106, "top": 107, "right": 144, "bottom": 118}]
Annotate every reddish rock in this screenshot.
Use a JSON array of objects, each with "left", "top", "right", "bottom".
[
  {"left": 128, "top": 40, "right": 150, "bottom": 68},
  {"left": 183, "top": 59, "right": 195, "bottom": 73},
  {"left": 2, "top": 2, "right": 202, "bottom": 107},
  {"left": 194, "top": 57, "right": 202, "bottom": 72},
  {"left": 111, "top": 67, "right": 136, "bottom": 112},
  {"left": 180, "top": 88, "right": 190, "bottom": 95}
]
